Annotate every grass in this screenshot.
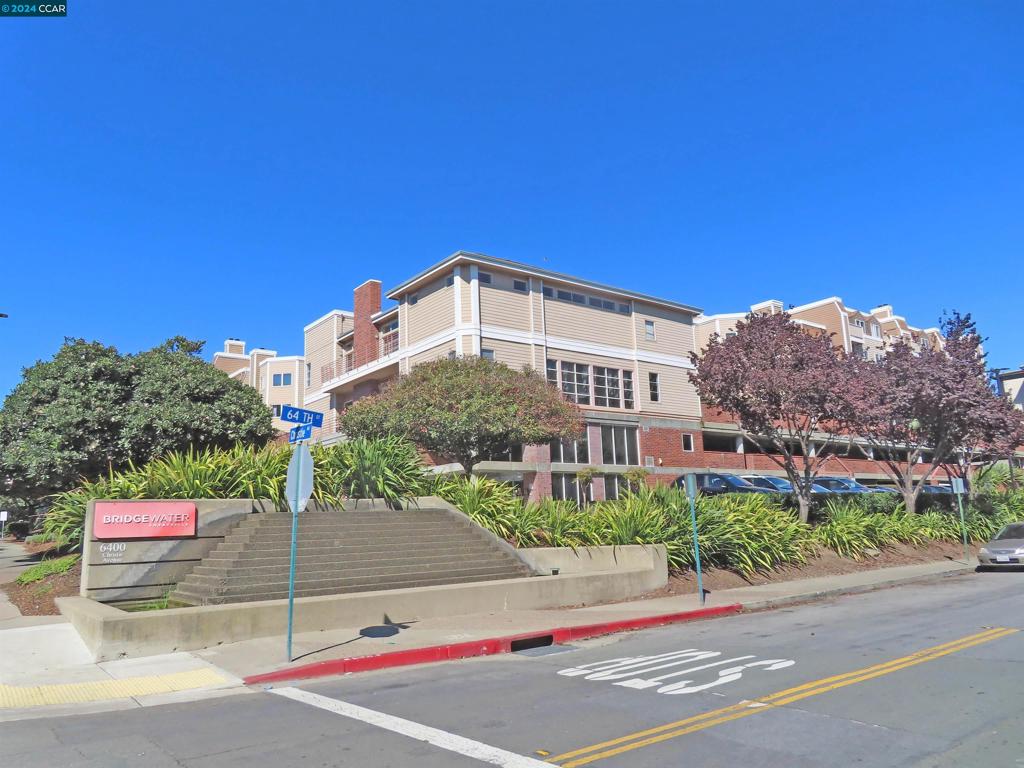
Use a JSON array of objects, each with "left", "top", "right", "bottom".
[{"left": 15, "top": 554, "right": 80, "bottom": 585}]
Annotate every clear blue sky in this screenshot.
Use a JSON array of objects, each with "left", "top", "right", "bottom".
[{"left": 2, "top": 2, "right": 1021, "bottom": 398}]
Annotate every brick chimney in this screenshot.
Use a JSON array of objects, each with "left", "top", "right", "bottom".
[{"left": 353, "top": 280, "right": 382, "bottom": 367}]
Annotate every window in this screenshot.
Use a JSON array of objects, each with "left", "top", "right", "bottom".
[
  {"left": 557, "top": 289, "right": 572, "bottom": 302},
  {"left": 853, "top": 318, "right": 865, "bottom": 329},
  {"left": 479, "top": 444, "right": 524, "bottom": 462},
  {"left": 560, "top": 361, "right": 590, "bottom": 404},
  {"left": 481, "top": 348, "right": 495, "bottom": 360},
  {"left": 478, "top": 272, "right": 492, "bottom": 284},
  {"left": 408, "top": 294, "right": 418, "bottom": 305},
  {"left": 588, "top": 296, "right": 602, "bottom": 308},
  {"left": 618, "top": 303, "right": 631, "bottom": 314},
  {"left": 601, "top": 425, "right": 639, "bottom": 465},
  {"left": 594, "top": 366, "right": 622, "bottom": 408},
  {"left": 682, "top": 433, "right": 694, "bottom": 452},
  {"left": 552, "top": 473, "right": 590, "bottom": 505},
  {"left": 604, "top": 474, "right": 625, "bottom": 501},
  {"left": 623, "top": 370, "right": 634, "bottom": 409},
  {"left": 271, "top": 405, "right": 282, "bottom": 417},
  {"left": 645, "top": 320, "right": 656, "bottom": 340},
  {"left": 542, "top": 286, "right": 553, "bottom": 298},
  {"left": 648, "top": 372, "right": 660, "bottom": 402},
  {"left": 513, "top": 279, "right": 528, "bottom": 293},
  {"left": 272, "top": 373, "right": 292, "bottom": 387},
  {"left": 550, "top": 436, "right": 589, "bottom": 464},
  {"left": 446, "top": 275, "right": 454, "bottom": 287},
  {"left": 546, "top": 359, "right": 560, "bottom": 389},
  {"left": 305, "top": 363, "right": 311, "bottom": 387},
  {"left": 871, "top": 323, "right": 881, "bottom": 338},
  {"left": 329, "top": 394, "right": 337, "bottom": 410},
  {"left": 382, "top": 320, "right": 398, "bottom": 334},
  {"left": 725, "top": 330, "right": 738, "bottom": 338},
  {"left": 448, "top": 350, "right": 457, "bottom": 360}
]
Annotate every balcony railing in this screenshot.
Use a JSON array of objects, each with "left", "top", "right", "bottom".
[
  {"left": 380, "top": 330, "right": 399, "bottom": 357},
  {"left": 320, "top": 350, "right": 354, "bottom": 384}
]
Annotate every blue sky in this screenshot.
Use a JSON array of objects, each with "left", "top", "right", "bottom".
[{"left": 2, "top": 2, "right": 1021, "bottom": 398}]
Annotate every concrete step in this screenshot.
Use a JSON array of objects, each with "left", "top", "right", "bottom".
[
  {"left": 210, "top": 567, "right": 527, "bottom": 598},
  {"left": 236, "top": 512, "right": 458, "bottom": 527},
  {"left": 224, "top": 532, "right": 489, "bottom": 546},
  {"left": 186, "top": 557, "right": 520, "bottom": 581},
  {"left": 169, "top": 566, "right": 528, "bottom": 605},
  {"left": 238, "top": 522, "right": 472, "bottom": 536},
  {"left": 204, "top": 545, "right": 501, "bottom": 567}
]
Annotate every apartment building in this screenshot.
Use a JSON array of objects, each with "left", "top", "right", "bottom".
[
  {"left": 212, "top": 339, "right": 305, "bottom": 433},
  {"left": 303, "top": 251, "right": 706, "bottom": 502},
  {"left": 696, "top": 297, "right": 944, "bottom": 361},
  {"left": 999, "top": 368, "right": 1024, "bottom": 410},
  {"left": 693, "top": 296, "right": 949, "bottom": 481}
]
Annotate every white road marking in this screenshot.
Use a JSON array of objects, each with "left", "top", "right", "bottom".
[
  {"left": 269, "top": 687, "right": 549, "bottom": 768},
  {"left": 558, "top": 648, "right": 796, "bottom": 697}
]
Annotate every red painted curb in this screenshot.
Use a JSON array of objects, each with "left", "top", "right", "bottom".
[{"left": 244, "top": 603, "right": 742, "bottom": 686}]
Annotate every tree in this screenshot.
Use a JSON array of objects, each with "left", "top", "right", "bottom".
[
  {"left": 339, "top": 356, "right": 584, "bottom": 475},
  {"left": 689, "top": 312, "right": 856, "bottom": 523},
  {"left": 846, "top": 313, "right": 994, "bottom": 513},
  {"left": 937, "top": 315, "right": 1024, "bottom": 499},
  {"left": 0, "top": 337, "right": 274, "bottom": 505}
]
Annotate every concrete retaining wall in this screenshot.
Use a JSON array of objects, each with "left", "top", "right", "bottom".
[
  {"left": 81, "top": 499, "right": 263, "bottom": 603},
  {"left": 518, "top": 545, "right": 667, "bottom": 578},
  {"left": 58, "top": 544, "right": 668, "bottom": 661}
]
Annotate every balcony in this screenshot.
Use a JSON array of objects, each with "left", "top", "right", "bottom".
[
  {"left": 320, "top": 350, "right": 354, "bottom": 384},
  {"left": 380, "top": 329, "right": 399, "bottom": 357}
]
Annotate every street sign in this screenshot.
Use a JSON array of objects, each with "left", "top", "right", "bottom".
[
  {"left": 284, "top": 442, "right": 314, "bottom": 662},
  {"left": 951, "top": 477, "right": 966, "bottom": 495},
  {"left": 289, "top": 423, "right": 313, "bottom": 443},
  {"left": 281, "top": 406, "right": 323, "bottom": 428},
  {"left": 0, "top": 510, "right": 7, "bottom": 522},
  {"left": 285, "top": 444, "right": 314, "bottom": 515}
]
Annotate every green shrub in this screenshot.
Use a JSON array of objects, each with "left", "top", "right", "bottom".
[
  {"left": 15, "top": 554, "right": 80, "bottom": 584},
  {"left": 43, "top": 439, "right": 427, "bottom": 549}
]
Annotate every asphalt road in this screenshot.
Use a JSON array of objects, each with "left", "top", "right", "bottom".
[{"left": 4, "top": 572, "right": 1023, "bottom": 768}]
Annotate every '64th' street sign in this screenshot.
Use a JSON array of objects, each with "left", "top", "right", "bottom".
[{"left": 280, "top": 406, "right": 323, "bottom": 428}]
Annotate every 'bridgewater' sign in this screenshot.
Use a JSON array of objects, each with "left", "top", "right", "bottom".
[{"left": 93, "top": 501, "right": 198, "bottom": 540}]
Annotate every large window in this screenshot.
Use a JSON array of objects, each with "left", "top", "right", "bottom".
[
  {"left": 550, "top": 436, "right": 589, "bottom": 463},
  {"left": 601, "top": 425, "right": 639, "bottom": 466},
  {"left": 548, "top": 359, "right": 634, "bottom": 410},
  {"left": 478, "top": 444, "right": 524, "bottom": 462},
  {"left": 273, "top": 373, "right": 292, "bottom": 387},
  {"left": 648, "top": 372, "right": 660, "bottom": 402},
  {"left": 552, "top": 473, "right": 591, "bottom": 505},
  {"left": 594, "top": 367, "right": 621, "bottom": 408},
  {"left": 560, "top": 361, "right": 590, "bottom": 405}
]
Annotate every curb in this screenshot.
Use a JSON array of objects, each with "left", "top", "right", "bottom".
[{"left": 244, "top": 603, "right": 742, "bottom": 686}]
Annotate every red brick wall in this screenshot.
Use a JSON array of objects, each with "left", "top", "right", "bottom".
[{"left": 353, "top": 281, "right": 382, "bottom": 368}]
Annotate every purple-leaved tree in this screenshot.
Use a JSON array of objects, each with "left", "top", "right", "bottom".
[{"left": 689, "top": 312, "right": 856, "bottom": 522}]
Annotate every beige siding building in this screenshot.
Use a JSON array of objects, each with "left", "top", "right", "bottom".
[
  {"left": 212, "top": 340, "right": 305, "bottom": 433},
  {"left": 301, "top": 251, "right": 706, "bottom": 502}
]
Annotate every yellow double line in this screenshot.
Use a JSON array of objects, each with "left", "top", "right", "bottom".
[{"left": 549, "top": 627, "right": 1018, "bottom": 767}]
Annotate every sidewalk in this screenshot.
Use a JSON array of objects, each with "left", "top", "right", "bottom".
[{"left": 0, "top": 557, "right": 973, "bottom": 720}]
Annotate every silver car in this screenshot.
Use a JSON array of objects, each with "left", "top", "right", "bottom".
[{"left": 978, "top": 523, "right": 1024, "bottom": 568}]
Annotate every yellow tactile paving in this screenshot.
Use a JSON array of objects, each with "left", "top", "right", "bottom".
[{"left": 0, "top": 668, "right": 229, "bottom": 709}]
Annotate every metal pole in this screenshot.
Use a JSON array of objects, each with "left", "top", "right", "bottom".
[
  {"left": 955, "top": 487, "right": 969, "bottom": 566},
  {"left": 286, "top": 443, "right": 302, "bottom": 662},
  {"left": 688, "top": 494, "right": 705, "bottom": 606}
]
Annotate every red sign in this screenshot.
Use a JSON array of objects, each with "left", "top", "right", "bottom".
[{"left": 93, "top": 501, "right": 197, "bottom": 540}]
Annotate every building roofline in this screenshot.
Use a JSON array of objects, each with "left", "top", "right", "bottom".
[
  {"left": 304, "top": 309, "right": 353, "bottom": 332},
  {"left": 258, "top": 355, "right": 304, "bottom": 366},
  {"left": 212, "top": 351, "right": 248, "bottom": 360},
  {"left": 371, "top": 306, "right": 399, "bottom": 322},
  {"left": 385, "top": 251, "right": 703, "bottom": 315},
  {"left": 788, "top": 296, "right": 844, "bottom": 313}
]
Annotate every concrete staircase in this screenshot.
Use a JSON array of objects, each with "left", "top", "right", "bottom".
[{"left": 169, "top": 505, "right": 535, "bottom": 606}]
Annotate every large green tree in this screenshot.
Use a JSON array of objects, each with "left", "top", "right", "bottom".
[
  {"left": 340, "top": 356, "right": 584, "bottom": 475},
  {"left": 0, "top": 337, "right": 274, "bottom": 505}
]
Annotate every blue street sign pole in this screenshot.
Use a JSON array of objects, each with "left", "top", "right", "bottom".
[
  {"left": 284, "top": 439, "right": 314, "bottom": 662},
  {"left": 287, "top": 467, "right": 300, "bottom": 662},
  {"left": 684, "top": 473, "right": 705, "bottom": 607}
]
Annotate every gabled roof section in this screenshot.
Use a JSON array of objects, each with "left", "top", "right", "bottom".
[
  {"left": 385, "top": 250, "right": 702, "bottom": 315},
  {"left": 304, "top": 309, "right": 353, "bottom": 332}
]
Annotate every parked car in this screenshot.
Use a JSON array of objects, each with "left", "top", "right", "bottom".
[
  {"left": 978, "top": 523, "right": 1024, "bottom": 568},
  {"left": 863, "top": 484, "right": 900, "bottom": 494},
  {"left": 740, "top": 475, "right": 831, "bottom": 495},
  {"left": 814, "top": 477, "right": 870, "bottom": 494},
  {"left": 673, "top": 472, "right": 775, "bottom": 495}
]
